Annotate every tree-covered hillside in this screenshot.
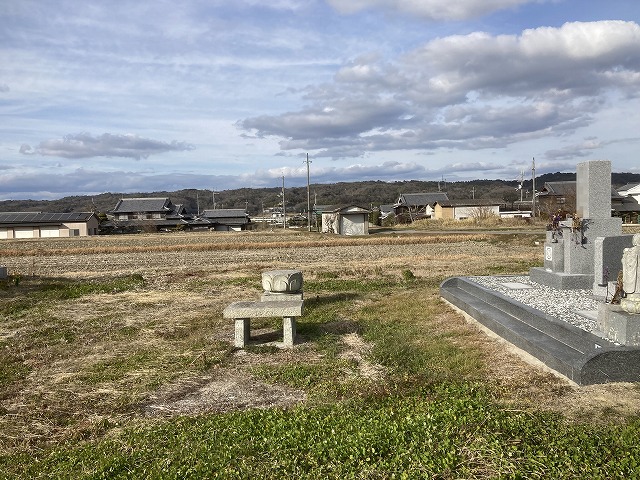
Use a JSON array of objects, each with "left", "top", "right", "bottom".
[{"left": 1, "top": 173, "right": 638, "bottom": 216}]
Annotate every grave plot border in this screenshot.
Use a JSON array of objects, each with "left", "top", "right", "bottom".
[{"left": 440, "top": 276, "right": 640, "bottom": 385}]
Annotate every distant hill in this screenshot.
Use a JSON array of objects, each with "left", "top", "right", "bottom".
[{"left": 1, "top": 173, "right": 639, "bottom": 216}]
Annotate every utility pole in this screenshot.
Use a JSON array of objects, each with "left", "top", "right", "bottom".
[
  {"left": 472, "top": 186, "right": 475, "bottom": 199},
  {"left": 212, "top": 189, "right": 217, "bottom": 210},
  {"left": 519, "top": 170, "right": 524, "bottom": 203},
  {"left": 282, "top": 175, "right": 286, "bottom": 229},
  {"left": 531, "top": 157, "right": 536, "bottom": 218},
  {"left": 304, "top": 153, "right": 312, "bottom": 231},
  {"left": 196, "top": 191, "right": 200, "bottom": 215}
]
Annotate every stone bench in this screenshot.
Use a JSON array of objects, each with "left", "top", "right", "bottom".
[{"left": 223, "top": 300, "right": 304, "bottom": 348}]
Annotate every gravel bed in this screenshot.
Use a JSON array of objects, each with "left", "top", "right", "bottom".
[{"left": 468, "top": 275, "right": 603, "bottom": 334}]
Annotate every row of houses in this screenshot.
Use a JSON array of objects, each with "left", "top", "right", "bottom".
[
  {"left": 390, "top": 193, "right": 515, "bottom": 222},
  {"left": 389, "top": 181, "right": 640, "bottom": 224},
  {"left": 107, "top": 197, "right": 250, "bottom": 232},
  {"left": 0, "top": 197, "right": 250, "bottom": 239},
  {"left": 2, "top": 181, "right": 639, "bottom": 239}
]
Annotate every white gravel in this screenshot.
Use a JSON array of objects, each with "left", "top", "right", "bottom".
[{"left": 468, "top": 275, "right": 603, "bottom": 334}]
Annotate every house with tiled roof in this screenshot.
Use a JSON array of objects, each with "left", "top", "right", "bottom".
[
  {"left": 393, "top": 192, "right": 449, "bottom": 223},
  {"left": 0, "top": 212, "right": 99, "bottom": 239},
  {"left": 195, "top": 209, "right": 251, "bottom": 231},
  {"left": 537, "top": 181, "right": 635, "bottom": 220},
  {"left": 108, "top": 197, "right": 191, "bottom": 231},
  {"left": 616, "top": 182, "right": 640, "bottom": 224}
]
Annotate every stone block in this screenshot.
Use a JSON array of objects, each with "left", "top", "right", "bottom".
[
  {"left": 576, "top": 160, "right": 612, "bottom": 219},
  {"left": 529, "top": 267, "right": 593, "bottom": 289},
  {"left": 261, "top": 270, "right": 303, "bottom": 293},
  {"left": 283, "top": 317, "right": 296, "bottom": 346},
  {"left": 597, "top": 303, "right": 640, "bottom": 346},
  {"left": 563, "top": 218, "right": 622, "bottom": 275},
  {"left": 0, "top": 266, "right": 7, "bottom": 280},
  {"left": 234, "top": 318, "right": 251, "bottom": 348},
  {"left": 543, "top": 240, "right": 564, "bottom": 272},
  {"left": 592, "top": 235, "right": 633, "bottom": 291}
]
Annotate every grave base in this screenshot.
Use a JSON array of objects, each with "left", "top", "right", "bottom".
[
  {"left": 529, "top": 267, "right": 592, "bottom": 290},
  {"left": 596, "top": 304, "right": 640, "bottom": 346},
  {"left": 440, "top": 276, "right": 640, "bottom": 385}
]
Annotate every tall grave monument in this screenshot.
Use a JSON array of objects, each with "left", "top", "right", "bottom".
[{"left": 530, "top": 160, "right": 624, "bottom": 290}]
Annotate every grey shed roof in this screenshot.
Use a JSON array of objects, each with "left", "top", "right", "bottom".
[
  {"left": 396, "top": 192, "right": 449, "bottom": 206},
  {"left": 111, "top": 198, "right": 173, "bottom": 213},
  {"left": 0, "top": 212, "right": 96, "bottom": 225},
  {"left": 435, "top": 199, "right": 504, "bottom": 207},
  {"left": 315, "top": 204, "right": 370, "bottom": 213}
]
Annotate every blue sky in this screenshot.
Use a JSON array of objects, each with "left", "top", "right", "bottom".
[{"left": 1, "top": 0, "right": 640, "bottom": 200}]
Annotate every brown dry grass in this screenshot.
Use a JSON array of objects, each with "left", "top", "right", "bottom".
[{"left": 1, "top": 228, "right": 639, "bottom": 456}]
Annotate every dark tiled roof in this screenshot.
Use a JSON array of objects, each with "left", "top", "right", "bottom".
[
  {"left": 539, "top": 181, "right": 622, "bottom": 198},
  {"left": 618, "top": 183, "right": 640, "bottom": 193},
  {"left": 614, "top": 196, "right": 640, "bottom": 213},
  {"left": 396, "top": 192, "right": 449, "bottom": 206},
  {"left": 111, "top": 197, "right": 172, "bottom": 213},
  {"left": 538, "top": 181, "right": 576, "bottom": 196},
  {"left": 0, "top": 212, "right": 96, "bottom": 224},
  {"left": 201, "top": 209, "right": 248, "bottom": 219}
]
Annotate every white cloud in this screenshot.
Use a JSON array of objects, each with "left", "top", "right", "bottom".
[
  {"left": 326, "top": 0, "right": 541, "bottom": 21},
  {"left": 20, "top": 133, "right": 194, "bottom": 160},
  {"left": 239, "top": 21, "right": 640, "bottom": 159}
]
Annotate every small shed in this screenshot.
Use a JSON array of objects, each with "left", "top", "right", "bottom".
[{"left": 320, "top": 205, "right": 370, "bottom": 235}]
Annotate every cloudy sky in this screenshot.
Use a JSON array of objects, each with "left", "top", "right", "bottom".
[{"left": 2, "top": 0, "right": 640, "bottom": 200}]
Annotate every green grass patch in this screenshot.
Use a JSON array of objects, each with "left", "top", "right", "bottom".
[
  {"left": 304, "top": 277, "right": 396, "bottom": 294},
  {"left": 0, "top": 352, "right": 32, "bottom": 398},
  {"left": 356, "top": 293, "right": 484, "bottom": 387},
  {"left": 79, "top": 350, "right": 160, "bottom": 385},
  {"left": 0, "top": 274, "right": 145, "bottom": 317},
  {"left": 4, "top": 384, "right": 640, "bottom": 479},
  {"left": 252, "top": 361, "right": 353, "bottom": 390}
]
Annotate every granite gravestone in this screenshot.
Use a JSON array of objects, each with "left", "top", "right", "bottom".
[{"left": 530, "top": 160, "right": 623, "bottom": 290}]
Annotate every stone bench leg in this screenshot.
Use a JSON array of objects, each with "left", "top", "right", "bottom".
[
  {"left": 234, "top": 318, "right": 250, "bottom": 348},
  {"left": 283, "top": 316, "right": 296, "bottom": 347}
]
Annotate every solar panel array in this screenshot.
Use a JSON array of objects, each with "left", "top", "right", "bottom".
[{"left": 0, "top": 212, "right": 93, "bottom": 223}]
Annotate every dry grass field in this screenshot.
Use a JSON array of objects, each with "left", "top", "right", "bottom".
[{"left": 2, "top": 227, "right": 640, "bottom": 475}]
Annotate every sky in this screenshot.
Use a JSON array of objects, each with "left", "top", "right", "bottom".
[{"left": 1, "top": 0, "right": 640, "bottom": 200}]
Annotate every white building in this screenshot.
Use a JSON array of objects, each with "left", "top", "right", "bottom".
[{"left": 319, "top": 205, "right": 370, "bottom": 235}]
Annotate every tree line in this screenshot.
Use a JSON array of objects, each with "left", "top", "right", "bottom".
[{"left": 1, "top": 172, "right": 638, "bottom": 216}]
